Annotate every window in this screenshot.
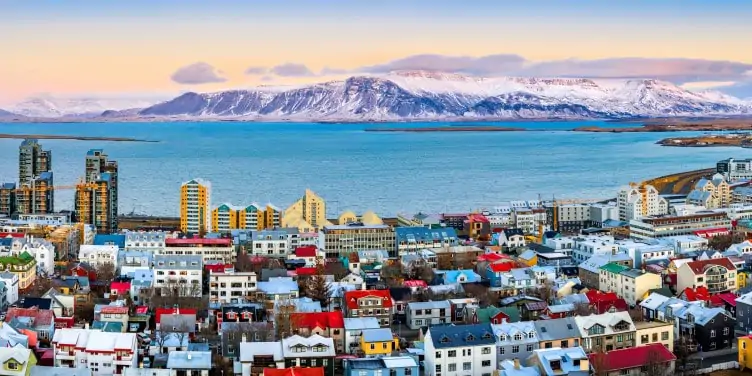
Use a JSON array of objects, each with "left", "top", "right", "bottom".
[
  {"left": 448, "top": 350, "right": 456, "bottom": 357},
  {"left": 711, "top": 330, "right": 716, "bottom": 338},
  {"left": 482, "top": 347, "right": 491, "bottom": 355},
  {"left": 514, "top": 333, "right": 522, "bottom": 341},
  {"left": 724, "top": 327, "right": 730, "bottom": 336},
  {"left": 448, "top": 364, "right": 456, "bottom": 372},
  {"left": 463, "top": 362, "right": 471, "bottom": 371},
  {"left": 482, "top": 360, "right": 491, "bottom": 367},
  {"left": 6, "top": 362, "right": 18, "bottom": 370},
  {"left": 527, "top": 344, "right": 534, "bottom": 351},
  {"left": 435, "top": 351, "right": 441, "bottom": 358},
  {"left": 662, "top": 331, "right": 669, "bottom": 341},
  {"left": 512, "top": 345, "right": 519, "bottom": 353},
  {"left": 499, "top": 347, "right": 505, "bottom": 355}
]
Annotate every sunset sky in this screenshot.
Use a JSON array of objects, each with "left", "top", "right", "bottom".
[{"left": 2, "top": 0, "right": 752, "bottom": 105}]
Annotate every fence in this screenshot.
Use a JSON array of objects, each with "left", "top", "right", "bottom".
[{"left": 694, "top": 360, "right": 738, "bottom": 374}]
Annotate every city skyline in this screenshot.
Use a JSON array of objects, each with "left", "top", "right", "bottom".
[{"left": 1, "top": 0, "right": 752, "bottom": 105}]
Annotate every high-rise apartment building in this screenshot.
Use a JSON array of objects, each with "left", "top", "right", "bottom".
[
  {"left": 74, "top": 149, "right": 118, "bottom": 233},
  {"left": 180, "top": 179, "right": 211, "bottom": 234},
  {"left": 0, "top": 183, "right": 16, "bottom": 217},
  {"left": 18, "top": 139, "right": 52, "bottom": 186},
  {"left": 282, "top": 189, "right": 327, "bottom": 232},
  {"left": 617, "top": 183, "right": 668, "bottom": 221}
]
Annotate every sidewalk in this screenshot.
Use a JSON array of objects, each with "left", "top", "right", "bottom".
[{"left": 688, "top": 346, "right": 738, "bottom": 360}]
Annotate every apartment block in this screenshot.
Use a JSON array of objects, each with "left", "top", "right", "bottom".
[
  {"left": 209, "top": 270, "right": 258, "bottom": 304},
  {"left": 159, "top": 237, "right": 235, "bottom": 264},
  {"left": 323, "top": 223, "right": 396, "bottom": 258},
  {"left": 677, "top": 258, "right": 737, "bottom": 294},
  {"left": 52, "top": 328, "right": 138, "bottom": 376},
  {"left": 282, "top": 189, "right": 327, "bottom": 232},
  {"left": 617, "top": 184, "right": 668, "bottom": 221},
  {"left": 629, "top": 212, "right": 732, "bottom": 240},
  {"left": 180, "top": 179, "right": 211, "bottom": 234},
  {"left": 153, "top": 255, "right": 203, "bottom": 298},
  {"left": 598, "top": 263, "right": 662, "bottom": 306}
]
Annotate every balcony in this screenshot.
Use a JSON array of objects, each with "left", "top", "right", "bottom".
[{"left": 56, "top": 350, "right": 75, "bottom": 360}]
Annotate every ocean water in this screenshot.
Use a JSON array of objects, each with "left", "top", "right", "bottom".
[{"left": 0, "top": 121, "right": 748, "bottom": 217}]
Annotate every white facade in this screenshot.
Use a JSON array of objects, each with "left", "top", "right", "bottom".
[
  {"left": 52, "top": 328, "right": 138, "bottom": 376},
  {"left": 124, "top": 231, "right": 167, "bottom": 253},
  {"left": 209, "top": 271, "right": 258, "bottom": 304},
  {"left": 0, "top": 236, "right": 55, "bottom": 276},
  {"left": 156, "top": 245, "right": 235, "bottom": 264},
  {"left": 405, "top": 301, "right": 451, "bottom": 330},
  {"left": 423, "top": 326, "right": 496, "bottom": 376},
  {"left": 0, "top": 271, "right": 19, "bottom": 307},
  {"left": 558, "top": 204, "right": 590, "bottom": 223},
  {"left": 153, "top": 255, "right": 203, "bottom": 298},
  {"left": 617, "top": 184, "right": 668, "bottom": 221},
  {"left": 589, "top": 203, "right": 619, "bottom": 226},
  {"left": 571, "top": 235, "right": 618, "bottom": 263},
  {"left": 79, "top": 244, "right": 119, "bottom": 269},
  {"left": 248, "top": 231, "right": 290, "bottom": 257}
]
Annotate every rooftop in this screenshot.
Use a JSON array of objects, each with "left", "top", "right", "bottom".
[{"left": 166, "top": 351, "right": 212, "bottom": 370}]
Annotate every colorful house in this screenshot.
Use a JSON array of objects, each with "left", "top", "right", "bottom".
[
  {"left": 0, "top": 347, "right": 36, "bottom": 376},
  {"left": 585, "top": 290, "right": 628, "bottom": 314},
  {"left": 740, "top": 335, "right": 752, "bottom": 370},
  {"left": 360, "top": 328, "right": 399, "bottom": 356},
  {"left": 518, "top": 250, "right": 538, "bottom": 267},
  {"left": 469, "top": 305, "right": 520, "bottom": 324}
]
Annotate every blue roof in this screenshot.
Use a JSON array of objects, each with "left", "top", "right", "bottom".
[
  {"left": 362, "top": 328, "right": 394, "bottom": 343},
  {"left": 428, "top": 323, "right": 496, "bottom": 349},
  {"left": 1, "top": 183, "right": 15, "bottom": 189},
  {"left": 94, "top": 234, "right": 125, "bottom": 248},
  {"left": 86, "top": 149, "right": 104, "bottom": 156},
  {"left": 91, "top": 321, "right": 124, "bottom": 332},
  {"left": 0, "top": 239, "right": 12, "bottom": 247},
  {"left": 442, "top": 270, "right": 481, "bottom": 284},
  {"left": 395, "top": 226, "right": 458, "bottom": 243}
]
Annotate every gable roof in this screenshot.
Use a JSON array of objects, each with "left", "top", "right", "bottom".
[
  {"left": 574, "top": 312, "right": 635, "bottom": 336},
  {"left": 683, "top": 258, "right": 736, "bottom": 275},
  {"left": 263, "top": 368, "right": 325, "bottom": 376},
  {"left": 640, "top": 293, "right": 671, "bottom": 311},
  {"left": 710, "top": 292, "right": 738, "bottom": 307},
  {"left": 5, "top": 307, "right": 54, "bottom": 327},
  {"left": 589, "top": 343, "right": 676, "bottom": 372},
  {"left": 682, "top": 286, "right": 710, "bottom": 302},
  {"left": 290, "top": 312, "right": 344, "bottom": 330},
  {"left": 294, "top": 246, "right": 318, "bottom": 258},
  {"left": 428, "top": 323, "right": 495, "bottom": 349},
  {"left": 534, "top": 317, "right": 580, "bottom": 341},
  {"left": 344, "top": 290, "right": 393, "bottom": 309}
]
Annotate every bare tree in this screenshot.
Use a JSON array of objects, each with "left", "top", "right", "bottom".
[
  {"left": 94, "top": 262, "right": 116, "bottom": 297},
  {"left": 74, "top": 300, "right": 95, "bottom": 324},
  {"left": 535, "top": 280, "right": 555, "bottom": 304},
  {"left": 304, "top": 262, "right": 332, "bottom": 309},
  {"left": 463, "top": 284, "right": 495, "bottom": 307},
  {"left": 413, "top": 288, "right": 434, "bottom": 302},
  {"left": 628, "top": 306, "right": 645, "bottom": 322},
  {"left": 590, "top": 345, "right": 609, "bottom": 376},
  {"left": 274, "top": 300, "right": 299, "bottom": 339},
  {"left": 643, "top": 347, "right": 668, "bottom": 376},
  {"left": 573, "top": 302, "right": 592, "bottom": 316},
  {"left": 148, "top": 281, "right": 206, "bottom": 310},
  {"left": 156, "top": 318, "right": 194, "bottom": 353},
  {"left": 379, "top": 263, "right": 403, "bottom": 287},
  {"left": 324, "top": 261, "right": 349, "bottom": 280},
  {"left": 235, "top": 250, "right": 255, "bottom": 272},
  {"left": 27, "top": 278, "right": 53, "bottom": 298},
  {"left": 437, "top": 253, "right": 453, "bottom": 270},
  {"left": 406, "top": 262, "right": 435, "bottom": 284}
]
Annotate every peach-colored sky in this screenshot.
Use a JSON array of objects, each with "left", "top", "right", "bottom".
[{"left": 2, "top": 1, "right": 752, "bottom": 104}]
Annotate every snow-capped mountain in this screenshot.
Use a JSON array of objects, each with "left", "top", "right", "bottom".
[
  {"left": 0, "top": 108, "right": 20, "bottom": 118},
  {"left": 137, "top": 71, "right": 752, "bottom": 120},
  {"left": 9, "top": 95, "right": 164, "bottom": 118}
]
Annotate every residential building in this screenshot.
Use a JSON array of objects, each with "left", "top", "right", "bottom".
[
  {"left": 557, "top": 203, "right": 591, "bottom": 234},
  {"left": 180, "top": 179, "right": 211, "bottom": 234},
  {"left": 78, "top": 244, "right": 118, "bottom": 269},
  {"left": 208, "top": 270, "right": 257, "bottom": 304},
  {"left": 629, "top": 212, "right": 732, "bottom": 240},
  {"left": 578, "top": 253, "right": 632, "bottom": 289},
  {"left": 239, "top": 341, "right": 285, "bottom": 376},
  {"left": 0, "top": 252, "right": 36, "bottom": 290},
  {"left": 159, "top": 238, "right": 235, "bottom": 264},
  {"left": 322, "top": 223, "right": 396, "bottom": 258},
  {"left": 343, "top": 290, "right": 393, "bottom": 327},
  {"left": 492, "top": 321, "right": 539, "bottom": 365},
  {"left": 257, "top": 278, "right": 299, "bottom": 315},
  {"left": 216, "top": 304, "right": 266, "bottom": 327},
  {"left": 264, "top": 368, "right": 324, "bottom": 376},
  {"left": 5, "top": 306, "right": 55, "bottom": 340},
  {"left": 675, "top": 305, "right": 735, "bottom": 351},
  {"left": 166, "top": 351, "right": 212, "bottom": 376},
  {"left": 528, "top": 347, "right": 589, "bottom": 376},
  {"left": 635, "top": 320, "right": 674, "bottom": 352},
  {"left": 152, "top": 255, "right": 203, "bottom": 298},
  {"left": 360, "top": 328, "right": 399, "bottom": 356},
  {"left": 17, "top": 139, "right": 53, "bottom": 214},
  {"left": 74, "top": 149, "right": 118, "bottom": 233},
  {"left": 0, "top": 236, "right": 55, "bottom": 276},
  {"left": 281, "top": 335, "right": 335, "bottom": 375},
  {"left": 686, "top": 173, "right": 731, "bottom": 209},
  {"left": 52, "top": 329, "right": 138, "bottom": 376},
  {"left": 395, "top": 227, "right": 458, "bottom": 255},
  {"left": 289, "top": 312, "right": 345, "bottom": 354},
  {"left": 574, "top": 312, "right": 635, "bottom": 352},
  {"left": 499, "top": 229, "right": 525, "bottom": 249},
  {"left": 734, "top": 186, "right": 752, "bottom": 205},
  {"left": 598, "top": 263, "right": 662, "bottom": 306},
  {"left": 0, "top": 183, "right": 16, "bottom": 217},
  {"left": 588, "top": 344, "right": 676, "bottom": 376},
  {"left": 237, "top": 203, "right": 263, "bottom": 231},
  {"left": 282, "top": 189, "right": 327, "bottom": 232},
  {"left": 0, "top": 347, "right": 37, "bottom": 376},
  {"left": 343, "top": 317, "right": 381, "bottom": 355},
  {"left": 717, "top": 158, "right": 752, "bottom": 181},
  {"left": 737, "top": 292, "right": 752, "bottom": 333},
  {"left": 570, "top": 235, "right": 618, "bottom": 264},
  {"left": 124, "top": 231, "right": 167, "bottom": 253},
  {"left": 405, "top": 301, "right": 451, "bottom": 330},
  {"left": 423, "top": 323, "right": 496, "bottom": 376},
  {"left": 343, "top": 356, "right": 419, "bottom": 376},
  {"left": 248, "top": 230, "right": 290, "bottom": 258},
  {"left": 464, "top": 213, "right": 491, "bottom": 239},
  {"left": 677, "top": 258, "right": 737, "bottom": 294},
  {"left": 617, "top": 184, "right": 668, "bottom": 221},
  {"left": 118, "top": 251, "right": 152, "bottom": 277},
  {"left": 212, "top": 204, "right": 239, "bottom": 233}
]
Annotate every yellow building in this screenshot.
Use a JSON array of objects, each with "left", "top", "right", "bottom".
[
  {"left": 180, "top": 179, "right": 211, "bottom": 234},
  {"left": 739, "top": 335, "right": 752, "bottom": 370},
  {"left": 360, "top": 328, "right": 399, "bottom": 356},
  {"left": 212, "top": 204, "right": 239, "bottom": 233},
  {"left": 0, "top": 347, "right": 36, "bottom": 376},
  {"left": 518, "top": 250, "right": 538, "bottom": 267},
  {"left": 264, "top": 204, "right": 282, "bottom": 229},
  {"left": 0, "top": 252, "right": 37, "bottom": 290},
  {"left": 739, "top": 272, "right": 748, "bottom": 289},
  {"left": 338, "top": 210, "right": 384, "bottom": 225},
  {"left": 283, "top": 189, "right": 327, "bottom": 231}
]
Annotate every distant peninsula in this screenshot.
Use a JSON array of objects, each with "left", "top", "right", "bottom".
[
  {"left": 365, "top": 126, "right": 527, "bottom": 132},
  {"left": 0, "top": 134, "right": 156, "bottom": 142},
  {"left": 574, "top": 118, "right": 752, "bottom": 133},
  {"left": 658, "top": 134, "right": 752, "bottom": 148}
]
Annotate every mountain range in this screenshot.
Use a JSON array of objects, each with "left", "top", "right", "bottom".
[{"left": 3, "top": 71, "right": 752, "bottom": 121}]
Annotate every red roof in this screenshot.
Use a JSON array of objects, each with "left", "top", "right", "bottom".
[
  {"left": 478, "top": 253, "right": 508, "bottom": 262},
  {"left": 345, "top": 290, "right": 393, "bottom": 310},
  {"left": 205, "top": 264, "right": 235, "bottom": 273},
  {"left": 467, "top": 213, "right": 490, "bottom": 223},
  {"left": 685, "top": 258, "right": 737, "bottom": 275},
  {"left": 155, "top": 308, "right": 197, "bottom": 323},
  {"left": 5, "top": 307, "right": 54, "bottom": 326},
  {"left": 295, "top": 246, "right": 318, "bottom": 258},
  {"left": 710, "top": 292, "right": 738, "bottom": 307},
  {"left": 693, "top": 228, "right": 731, "bottom": 238},
  {"left": 0, "top": 233, "right": 25, "bottom": 238},
  {"left": 166, "top": 238, "right": 231, "bottom": 246},
  {"left": 264, "top": 368, "right": 324, "bottom": 376},
  {"left": 586, "top": 290, "right": 628, "bottom": 314},
  {"left": 589, "top": 343, "right": 676, "bottom": 372},
  {"left": 489, "top": 262, "right": 514, "bottom": 273},
  {"left": 682, "top": 286, "right": 710, "bottom": 302},
  {"left": 295, "top": 267, "right": 317, "bottom": 276},
  {"left": 135, "top": 306, "right": 149, "bottom": 314},
  {"left": 290, "top": 311, "right": 344, "bottom": 330},
  {"left": 403, "top": 280, "right": 428, "bottom": 288},
  {"left": 110, "top": 282, "right": 131, "bottom": 292},
  {"left": 101, "top": 306, "right": 129, "bottom": 314}
]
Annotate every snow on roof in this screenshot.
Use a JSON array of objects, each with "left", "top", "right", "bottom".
[
  {"left": 166, "top": 351, "right": 212, "bottom": 370},
  {"left": 87, "top": 331, "right": 136, "bottom": 352}
]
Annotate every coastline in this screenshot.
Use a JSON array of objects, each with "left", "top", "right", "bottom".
[
  {"left": 0, "top": 134, "right": 156, "bottom": 142},
  {"left": 365, "top": 126, "right": 527, "bottom": 132}
]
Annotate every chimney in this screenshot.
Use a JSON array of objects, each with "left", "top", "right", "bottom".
[
  {"left": 514, "top": 358, "right": 520, "bottom": 370},
  {"left": 84, "top": 322, "right": 89, "bottom": 329},
  {"left": 241, "top": 333, "right": 247, "bottom": 343},
  {"left": 187, "top": 352, "right": 192, "bottom": 360},
  {"left": 361, "top": 282, "right": 366, "bottom": 290}
]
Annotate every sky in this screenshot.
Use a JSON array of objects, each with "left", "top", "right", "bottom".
[{"left": 1, "top": 0, "right": 752, "bottom": 105}]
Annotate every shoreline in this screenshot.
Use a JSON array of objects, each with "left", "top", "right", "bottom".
[
  {"left": 0, "top": 134, "right": 156, "bottom": 142},
  {"left": 365, "top": 126, "right": 527, "bottom": 132}
]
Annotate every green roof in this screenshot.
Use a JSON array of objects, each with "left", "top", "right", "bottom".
[
  {"left": 600, "top": 262, "right": 630, "bottom": 274},
  {"left": 0, "top": 254, "right": 36, "bottom": 266},
  {"left": 475, "top": 306, "right": 520, "bottom": 323}
]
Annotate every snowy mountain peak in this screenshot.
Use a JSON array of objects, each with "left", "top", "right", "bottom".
[{"left": 10, "top": 95, "right": 166, "bottom": 118}]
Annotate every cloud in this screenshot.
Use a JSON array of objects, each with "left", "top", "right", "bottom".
[
  {"left": 350, "top": 54, "right": 752, "bottom": 84},
  {"left": 260, "top": 76, "right": 275, "bottom": 82},
  {"left": 360, "top": 54, "right": 526, "bottom": 76},
  {"left": 320, "top": 67, "right": 349, "bottom": 75},
  {"left": 270, "top": 63, "right": 315, "bottom": 77},
  {"left": 244, "top": 66, "right": 267, "bottom": 75},
  {"left": 171, "top": 62, "right": 226, "bottom": 84}
]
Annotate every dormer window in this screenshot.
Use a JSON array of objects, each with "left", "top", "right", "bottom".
[
  {"left": 514, "top": 333, "right": 522, "bottom": 341},
  {"left": 466, "top": 334, "right": 475, "bottom": 341},
  {"left": 527, "top": 332, "right": 535, "bottom": 338},
  {"left": 227, "top": 312, "right": 237, "bottom": 320},
  {"left": 499, "top": 334, "right": 507, "bottom": 341},
  {"left": 313, "top": 345, "right": 328, "bottom": 352},
  {"left": 482, "top": 332, "right": 492, "bottom": 340},
  {"left": 440, "top": 336, "right": 450, "bottom": 343}
]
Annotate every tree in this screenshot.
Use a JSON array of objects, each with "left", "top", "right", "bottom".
[
  {"left": 305, "top": 262, "right": 332, "bottom": 309},
  {"left": 156, "top": 318, "right": 194, "bottom": 354},
  {"left": 414, "top": 288, "right": 434, "bottom": 302},
  {"left": 707, "top": 232, "right": 746, "bottom": 251},
  {"left": 148, "top": 281, "right": 206, "bottom": 310},
  {"left": 406, "top": 262, "right": 435, "bottom": 284},
  {"left": 573, "top": 302, "right": 592, "bottom": 316},
  {"left": 28, "top": 278, "right": 53, "bottom": 298},
  {"left": 643, "top": 347, "right": 669, "bottom": 376},
  {"left": 235, "top": 250, "right": 256, "bottom": 272},
  {"left": 74, "top": 300, "right": 95, "bottom": 324},
  {"left": 380, "top": 263, "right": 403, "bottom": 287},
  {"left": 274, "top": 300, "right": 299, "bottom": 339},
  {"left": 211, "top": 353, "right": 233, "bottom": 376},
  {"left": 628, "top": 306, "right": 644, "bottom": 322},
  {"left": 463, "top": 284, "right": 495, "bottom": 307},
  {"left": 94, "top": 262, "right": 116, "bottom": 297},
  {"left": 324, "top": 261, "right": 349, "bottom": 280},
  {"left": 437, "top": 253, "right": 453, "bottom": 270},
  {"left": 590, "top": 345, "right": 609, "bottom": 376}
]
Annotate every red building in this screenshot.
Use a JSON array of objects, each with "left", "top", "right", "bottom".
[
  {"left": 679, "top": 286, "right": 710, "bottom": 302},
  {"left": 589, "top": 343, "right": 676, "bottom": 375},
  {"left": 586, "top": 290, "right": 628, "bottom": 314},
  {"left": 289, "top": 311, "right": 345, "bottom": 353}
]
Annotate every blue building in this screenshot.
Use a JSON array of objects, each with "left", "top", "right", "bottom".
[
  {"left": 395, "top": 227, "right": 458, "bottom": 254},
  {"left": 344, "top": 356, "right": 419, "bottom": 376},
  {"left": 94, "top": 234, "right": 126, "bottom": 249}
]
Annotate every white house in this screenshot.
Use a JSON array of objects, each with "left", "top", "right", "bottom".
[
  {"left": 423, "top": 323, "right": 497, "bottom": 376},
  {"left": 166, "top": 351, "right": 212, "bottom": 376},
  {"left": 52, "top": 328, "right": 138, "bottom": 376},
  {"left": 79, "top": 244, "right": 119, "bottom": 269},
  {"left": 153, "top": 255, "right": 203, "bottom": 298},
  {"left": 124, "top": 231, "right": 167, "bottom": 253},
  {"left": 209, "top": 270, "right": 258, "bottom": 304},
  {"left": 343, "top": 317, "right": 381, "bottom": 354},
  {"left": 499, "top": 229, "right": 526, "bottom": 248},
  {"left": 248, "top": 230, "right": 291, "bottom": 258},
  {"left": 0, "top": 271, "right": 19, "bottom": 307},
  {"left": 0, "top": 236, "right": 55, "bottom": 276},
  {"left": 406, "top": 301, "right": 452, "bottom": 330}
]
